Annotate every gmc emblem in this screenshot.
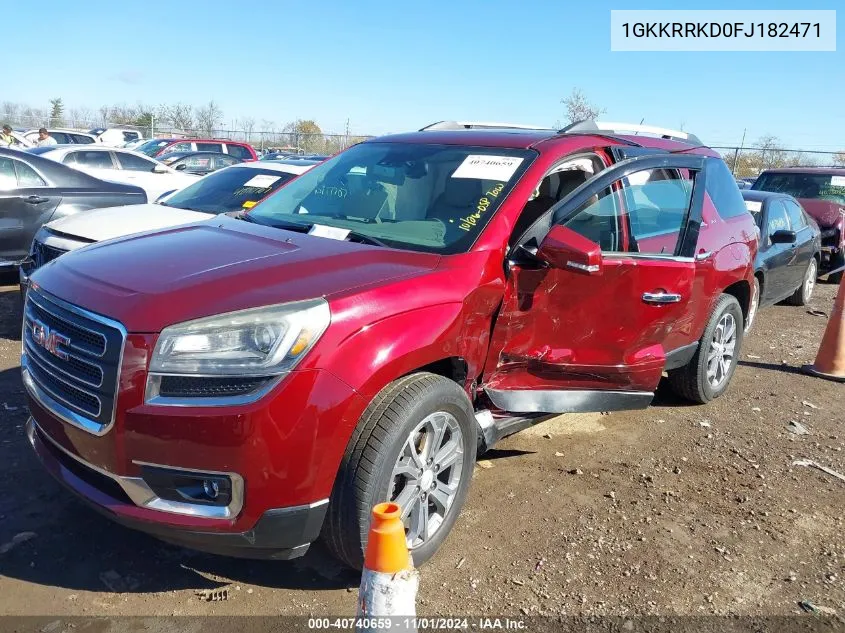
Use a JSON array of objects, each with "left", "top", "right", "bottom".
[{"left": 31, "top": 319, "right": 70, "bottom": 360}]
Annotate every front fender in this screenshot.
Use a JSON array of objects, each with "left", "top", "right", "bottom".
[{"left": 323, "top": 302, "right": 470, "bottom": 398}]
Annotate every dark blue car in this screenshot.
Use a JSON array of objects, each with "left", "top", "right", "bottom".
[{"left": 741, "top": 190, "right": 821, "bottom": 332}]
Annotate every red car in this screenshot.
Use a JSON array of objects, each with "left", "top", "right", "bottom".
[
  {"left": 23, "top": 120, "right": 758, "bottom": 568},
  {"left": 752, "top": 167, "right": 845, "bottom": 283},
  {"left": 134, "top": 138, "right": 258, "bottom": 161}
]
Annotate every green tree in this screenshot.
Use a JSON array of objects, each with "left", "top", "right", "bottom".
[
  {"left": 283, "top": 119, "right": 323, "bottom": 152},
  {"left": 49, "top": 97, "right": 64, "bottom": 127}
]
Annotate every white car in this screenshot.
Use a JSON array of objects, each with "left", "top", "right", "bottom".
[
  {"left": 21, "top": 160, "right": 320, "bottom": 286},
  {"left": 89, "top": 127, "right": 144, "bottom": 147},
  {"left": 27, "top": 145, "right": 199, "bottom": 201}
]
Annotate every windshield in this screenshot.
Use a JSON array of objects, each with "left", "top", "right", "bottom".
[
  {"left": 136, "top": 140, "right": 171, "bottom": 156},
  {"left": 753, "top": 172, "right": 845, "bottom": 204},
  {"left": 161, "top": 166, "right": 300, "bottom": 213},
  {"left": 248, "top": 142, "right": 534, "bottom": 254}
]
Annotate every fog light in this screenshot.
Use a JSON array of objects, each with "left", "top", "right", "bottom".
[
  {"left": 203, "top": 479, "right": 220, "bottom": 500},
  {"left": 140, "top": 465, "right": 233, "bottom": 508}
]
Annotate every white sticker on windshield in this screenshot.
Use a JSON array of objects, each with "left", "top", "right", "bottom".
[
  {"left": 309, "top": 224, "right": 350, "bottom": 240},
  {"left": 451, "top": 155, "right": 523, "bottom": 181},
  {"left": 745, "top": 200, "right": 763, "bottom": 212},
  {"left": 243, "top": 174, "right": 281, "bottom": 189},
  {"left": 831, "top": 176, "right": 845, "bottom": 187}
]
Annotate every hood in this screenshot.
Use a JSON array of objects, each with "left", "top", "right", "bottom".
[
  {"left": 32, "top": 215, "right": 441, "bottom": 332},
  {"left": 47, "top": 204, "right": 213, "bottom": 242},
  {"left": 798, "top": 199, "right": 845, "bottom": 229}
]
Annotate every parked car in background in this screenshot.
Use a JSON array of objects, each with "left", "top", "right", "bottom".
[
  {"left": 0, "top": 147, "right": 145, "bottom": 271},
  {"left": 27, "top": 145, "right": 199, "bottom": 201},
  {"left": 158, "top": 151, "right": 243, "bottom": 175},
  {"left": 121, "top": 139, "right": 148, "bottom": 151},
  {"left": 752, "top": 167, "right": 845, "bottom": 282},
  {"left": 260, "top": 152, "right": 329, "bottom": 161},
  {"left": 135, "top": 138, "right": 258, "bottom": 161},
  {"left": 22, "top": 121, "right": 757, "bottom": 569},
  {"left": 22, "top": 129, "right": 98, "bottom": 145},
  {"left": 21, "top": 160, "right": 318, "bottom": 285},
  {"left": 741, "top": 190, "right": 821, "bottom": 332},
  {"left": 89, "top": 128, "right": 143, "bottom": 147},
  {"left": 736, "top": 180, "right": 751, "bottom": 189}
]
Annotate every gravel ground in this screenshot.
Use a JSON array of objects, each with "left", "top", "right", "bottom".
[{"left": 0, "top": 280, "right": 843, "bottom": 624}]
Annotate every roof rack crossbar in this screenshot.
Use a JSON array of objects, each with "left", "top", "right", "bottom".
[
  {"left": 559, "top": 120, "right": 702, "bottom": 146},
  {"left": 420, "top": 120, "right": 553, "bottom": 132}
]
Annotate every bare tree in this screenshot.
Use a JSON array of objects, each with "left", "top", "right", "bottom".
[
  {"left": 834, "top": 151, "right": 845, "bottom": 167},
  {"left": 239, "top": 117, "right": 255, "bottom": 143},
  {"left": 99, "top": 105, "right": 110, "bottom": 127},
  {"left": 2, "top": 102, "right": 20, "bottom": 124},
  {"left": 161, "top": 103, "right": 194, "bottom": 132},
  {"left": 561, "top": 88, "right": 606, "bottom": 125},
  {"left": 194, "top": 100, "right": 223, "bottom": 136},
  {"left": 755, "top": 135, "right": 788, "bottom": 170}
]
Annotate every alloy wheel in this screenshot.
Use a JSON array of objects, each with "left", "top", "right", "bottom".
[
  {"left": 390, "top": 411, "right": 465, "bottom": 549},
  {"left": 706, "top": 313, "right": 737, "bottom": 388},
  {"left": 805, "top": 260, "right": 817, "bottom": 301}
]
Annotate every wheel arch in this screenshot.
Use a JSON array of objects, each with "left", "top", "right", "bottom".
[{"left": 724, "top": 279, "right": 751, "bottom": 324}]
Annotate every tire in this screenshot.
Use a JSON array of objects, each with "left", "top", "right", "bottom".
[
  {"left": 829, "top": 252, "right": 844, "bottom": 285},
  {"left": 668, "top": 294, "right": 744, "bottom": 404},
  {"left": 322, "top": 372, "right": 477, "bottom": 570},
  {"left": 745, "top": 276, "right": 760, "bottom": 334},
  {"left": 785, "top": 258, "right": 817, "bottom": 306}
]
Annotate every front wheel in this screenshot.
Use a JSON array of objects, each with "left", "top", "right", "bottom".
[
  {"left": 668, "top": 294, "right": 744, "bottom": 404},
  {"left": 786, "top": 258, "right": 817, "bottom": 306},
  {"left": 322, "top": 373, "right": 477, "bottom": 569}
]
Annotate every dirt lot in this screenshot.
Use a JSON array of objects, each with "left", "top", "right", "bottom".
[{"left": 0, "top": 279, "right": 843, "bottom": 622}]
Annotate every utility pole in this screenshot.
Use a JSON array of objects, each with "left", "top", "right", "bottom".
[
  {"left": 732, "top": 128, "right": 747, "bottom": 176},
  {"left": 150, "top": 112, "right": 155, "bottom": 139}
]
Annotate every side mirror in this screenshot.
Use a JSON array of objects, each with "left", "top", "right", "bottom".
[
  {"left": 152, "top": 163, "right": 168, "bottom": 174},
  {"left": 174, "top": 163, "right": 187, "bottom": 171},
  {"left": 770, "top": 229, "right": 797, "bottom": 244},
  {"left": 536, "top": 225, "right": 602, "bottom": 275}
]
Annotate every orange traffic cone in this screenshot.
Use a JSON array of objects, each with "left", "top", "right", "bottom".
[
  {"left": 356, "top": 503, "right": 418, "bottom": 629},
  {"left": 804, "top": 277, "right": 845, "bottom": 382}
]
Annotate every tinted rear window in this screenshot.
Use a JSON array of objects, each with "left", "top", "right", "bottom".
[
  {"left": 226, "top": 144, "right": 252, "bottom": 160},
  {"left": 161, "top": 167, "right": 298, "bottom": 213},
  {"left": 707, "top": 160, "right": 749, "bottom": 219},
  {"left": 753, "top": 172, "right": 845, "bottom": 204}
]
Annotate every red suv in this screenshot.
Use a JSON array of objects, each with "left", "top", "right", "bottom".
[
  {"left": 135, "top": 138, "right": 258, "bottom": 161},
  {"left": 23, "top": 121, "right": 757, "bottom": 568}
]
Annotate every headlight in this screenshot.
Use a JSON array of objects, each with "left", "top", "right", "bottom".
[{"left": 149, "top": 299, "right": 330, "bottom": 376}]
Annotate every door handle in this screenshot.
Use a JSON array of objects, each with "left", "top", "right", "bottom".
[
  {"left": 642, "top": 292, "right": 683, "bottom": 304},
  {"left": 23, "top": 195, "right": 48, "bottom": 204},
  {"left": 695, "top": 251, "right": 713, "bottom": 261}
]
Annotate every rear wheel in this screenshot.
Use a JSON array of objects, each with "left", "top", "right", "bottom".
[
  {"left": 668, "top": 294, "right": 744, "bottom": 404},
  {"left": 829, "top": 252, "right": 844, "bottom": 285},
  {"left": 786, "top": 258, "right": 817, "bottom": 306},
  {"left": 322, "top": 373, "right": 476, "bottom": 569},
  {"left": 745, "top": 276, "right": 760, "bottom": 334}
]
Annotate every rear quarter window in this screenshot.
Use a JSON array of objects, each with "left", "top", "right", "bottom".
[
  {"left": 226, "top": 144, "right": 252, "bottom": 160},
  {"left": 707, "top": 159, "right": 748, "bottom": 219}
]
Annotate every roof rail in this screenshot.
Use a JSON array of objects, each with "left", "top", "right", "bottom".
[
  {"left": 559, "top": 120, "right": 702, "bottom": 146},
  {"left": 420, "top": 120, "right": 552, "bottom": 132}
]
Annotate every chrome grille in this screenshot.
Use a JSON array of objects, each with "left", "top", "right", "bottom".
[
  {"left": 32, "top": 241, "right": 68, "bottom": 269},
  {"left": 22, "top": 288, "right": 126, "bottom": 435}
]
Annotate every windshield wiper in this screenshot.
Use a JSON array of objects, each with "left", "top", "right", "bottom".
[{"left": 344, "top": 230, "right": 388, "bottom": 248}]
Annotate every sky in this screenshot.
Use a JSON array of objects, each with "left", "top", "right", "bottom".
[{"left": 5, "top": 0, "right": 843, "bottom": 151}]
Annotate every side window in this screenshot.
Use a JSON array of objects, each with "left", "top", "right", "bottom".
[
  {"left": 71, "top": 151, "right": 115, "bottom": 169},
  {"left": 562, "top": 168, "right": 694, "bottom": 255},
  {"left": 116, "top": 151, "right": 157, "bottom": 171},
  {"left": 707, "top": 159, "right": 748, "bottom": 219},
  {"left": 767, "top": 200, "right": 790, "bottom": 237},
  {"left": 197, "top": 142, "right": 223, "bottom": 153},
  {"left": 71, "top": 134, "right": 95, "bottom": 144},
  {"left": 226, "top": 144, "right": 251, "bottom": 160},
  {"left": 14, "top": 161, "right": 47, "bottom": 187},
  {"left": 783, "top": 199, "right": 807, "bottom": 229},
  {"left": 122, "top": 131, "right": 139, "bottom": 142},
  {"left": 50, "top": 132, "right": 71, "bottom": 144},
  {"left": 215, "top": 154, "right": 239, "bottom": 168},
  {"left": 0, "top": 158, "right": 16, "bottom": 190},
  {"left": 167, "top": 142, "right": 193, "bottom": 153}
]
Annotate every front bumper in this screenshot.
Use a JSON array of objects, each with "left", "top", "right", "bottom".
[{"left": 27, "top": 418, "right": 328, "bottom": 559}]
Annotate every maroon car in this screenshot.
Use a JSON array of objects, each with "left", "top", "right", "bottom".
[
  {"left": 752, "top": 168, "right": 845, "bottom": 282},
  {"left": 23, "top": 121, "right": 758, "bottom": 568}
]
